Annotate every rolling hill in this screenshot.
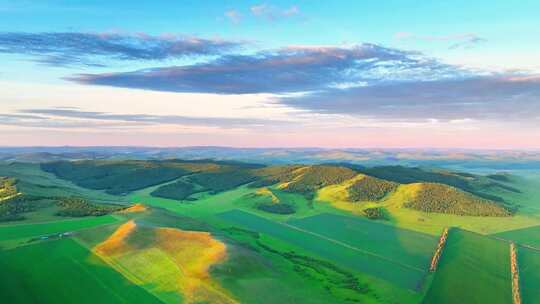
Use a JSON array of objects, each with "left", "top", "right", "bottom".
[
  {"left": 41, "top": 160, "right": 515, "bottom": 219},
  {"left": 402, "top": 183, "right": 511, "bottom": 217}
]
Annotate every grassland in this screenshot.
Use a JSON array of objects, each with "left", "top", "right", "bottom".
[
  {"left": 92, "top": 220, "right": 238, "bottom": 304},
  {"left": 0, "top": 237, "right": 163, "bottom": 304},
  {"left": 79, "top": 210, "right": 373, "bottom": 304},
  {"left": 494, "top": 225, "right": 540, "bottom": 248},
  {"left": 219, "top": 209, "right": 428, "bottom": 290},
  {"left": 0, "top": 214, "right": 121, "bottom": 248},
  {"left": 288, "top": 213, "right": 437, "bottom": 271},
  {"left": 516, "top": 246, "right": 540, "bottom": 304},
  {"left": 422, "top": 229, "right": 512, "bottom": 304}
]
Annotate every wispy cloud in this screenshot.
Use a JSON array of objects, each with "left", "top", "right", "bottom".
[
  {"left": 0, "top": 108, "right": 289, "bottom": 130},
  {"left": 395, "top": 32, "right": 487, "bottom": 49},
  {"left": 0, "top": 32, "right": 242, "bottom": 67},
  {"left": 69, "top": 43, "right": 459, "bottom": 94},
  {"left": 250, "top": 3, "right": 300, "bottom": 21},
  {"left": 224, "top": 9, "right": 242, "bottom": 24},
  {"left": 448, "top": 35, "right": 487, "bottom": 49}
]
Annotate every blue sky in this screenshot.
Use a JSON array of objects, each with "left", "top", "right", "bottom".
[{"left": 1, "top": 1, "right": 539, "bottom": 148}]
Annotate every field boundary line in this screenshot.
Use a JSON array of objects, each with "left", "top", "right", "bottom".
[
  {"left": 429, "top": 227, "right": 449, "bottom": 272},
  {"left": 0, "top": 214, "right": 119, "bottom": 228},
  {"left": 510, "top": 243, "right": 522, "bottom": 304},
  {"left": 283, "top": 221, "right": 425, "bottom": 273}
]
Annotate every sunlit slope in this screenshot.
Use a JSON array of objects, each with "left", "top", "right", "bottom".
[
  {"left": 0, "top": 177, "right": 19, "bottom": 202},
  {"left": 278, "top": 165, "right": 357, "bottom": 197},
  {"left": 119, "top": 203, "right": 148, "bottom": 213},
  {"left": 94, "top": 220, "right": 237, "bottom": 304}
]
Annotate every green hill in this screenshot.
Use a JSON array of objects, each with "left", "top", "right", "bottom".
[
  {"left": 402, "top": 183, "right": 511, "bottom": 217},
  {"left": 346, "top": 174, "right": 398, "bottom": 202},
  {"left": 249, "top": 165, "right": 306, "bottom": 187},
  {"left": 358, "top": 165, "right": 520, "bottom": 202},
  {"left": 280, "top": 165, "right": 357, "bottom": 198},
  {"left": 0, "top": 177, "right": 17, "bottom": 200}
]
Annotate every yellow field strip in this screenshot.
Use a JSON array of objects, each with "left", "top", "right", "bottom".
[
  {"left": 510, "top": 243, "right": 522, "bottom": 304},
  {"left": 0, "top": 192, "right": 21, "bottom": 203},
  {"left": 429, "top": 228, "right": 449, "bottom": 272}
]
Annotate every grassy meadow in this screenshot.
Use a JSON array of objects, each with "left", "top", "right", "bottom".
[
  {"left": 422, "top": 229, "right": 512, "bottom": 304},
  {"left": 219, "top": 209, "right": 425, "bottom": 290},
  {"left": 0, "top": 214, "right": 122, "bottom": 249},
  {"left": 516, "top": 246, "right": 540, "bottom": 304},
  {"left": 0, "top": 237, "right": 163, "bottom": 304},
  {"left": 288, "top": 213, "right": 437, "bottom": 271}
]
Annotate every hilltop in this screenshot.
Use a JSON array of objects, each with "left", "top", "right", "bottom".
[{"left": 402, "top": 183, "right": 511, "bottom": 217}]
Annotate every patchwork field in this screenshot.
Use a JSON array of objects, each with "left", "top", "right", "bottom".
[
  {"left": 219, "top": 209, "right": 430, "bottom": 290},
  {"left": 422, "top": 229, "right": 512, "bottom": 304},
  {"left": 0, "top": 237, "right": 163, "bottom": 304},
  {"left": 3, "top": 158, "right": 540, "bottom": 304}
]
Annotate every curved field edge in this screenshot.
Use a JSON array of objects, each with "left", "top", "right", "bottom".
[{"left": 92, "top": 220, "right": 238, "bottom": 304}]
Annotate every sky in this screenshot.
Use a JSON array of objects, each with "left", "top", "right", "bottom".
[{"left": 1, "top": 0, "right": 539, "bottom": 149}]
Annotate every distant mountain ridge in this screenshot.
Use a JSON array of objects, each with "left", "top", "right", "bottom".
[{"left": 2, "top": 146, "right": 540, "bottom": 170}]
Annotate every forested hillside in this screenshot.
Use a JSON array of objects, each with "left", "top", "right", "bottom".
[
  {"left": 403, "top": 183, "right": 511, "bottom": 217},
  {"left": 41, "top": 160, "right": 516, "bottom": 218}
]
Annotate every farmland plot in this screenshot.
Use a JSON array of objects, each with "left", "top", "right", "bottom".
[
  {"left": 288, "top": 213, "right": 438, "bottom": 270},
  {"left": 219, "top": 209, "right": 428, "bottom": 290},
  {"left": 422, "top": 229, "right": 512, "bottom": 304},
  {"left": 0, "top": 238, "right": 163, "bottom": 304},
  {"left": 517, "top": 246, "right": 540, "bottom": 304}
]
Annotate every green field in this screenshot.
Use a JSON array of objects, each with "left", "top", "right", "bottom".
[
  {"left": 517, "top": 246, "right": 540, "bottom": 304},
  {"left": 422, "top": 229, "right": 512, "bottom": 304},
  {"left": 0, "top": 215, "right": 121, "bottom": 243},
  {"left": 219, "top": 209, "right": 427, "bottom": 290},
  {"left": 0, "top": 237, "right": 163, "bottom": 304},
  {"left": 288, "top": 213, "right": 437, "bottom": 271},
  {"left": 494, "top": 224, "right": 540, "bottom": 248}
]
